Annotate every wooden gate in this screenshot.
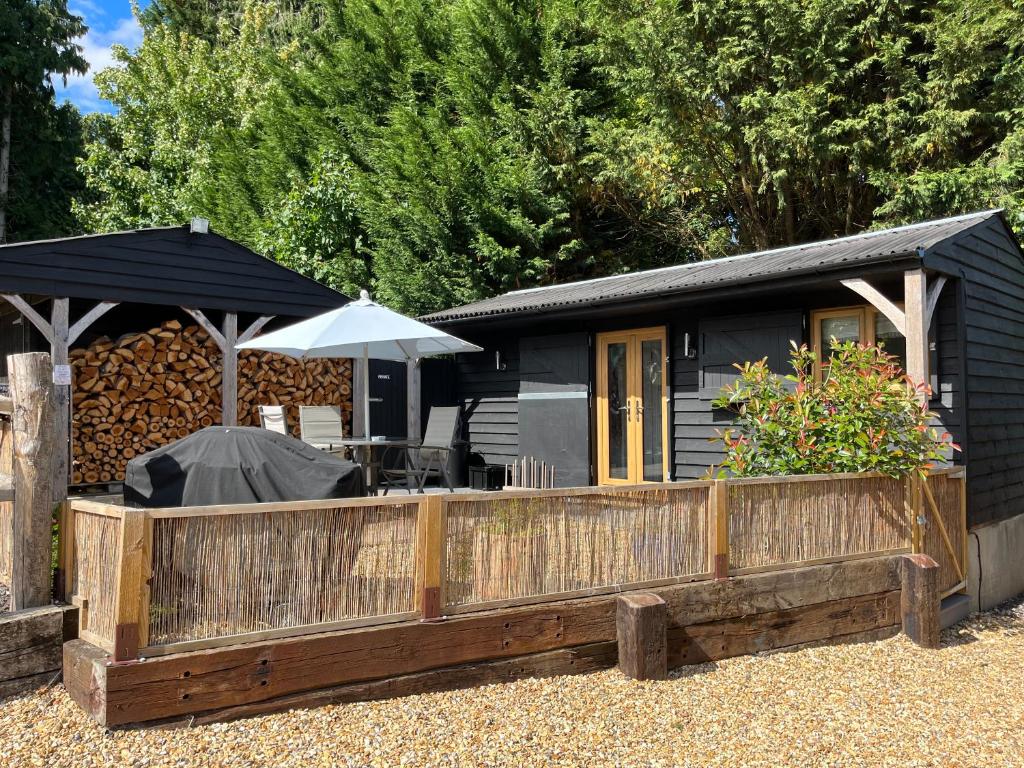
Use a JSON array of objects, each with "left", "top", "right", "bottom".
[{"left": 911, "top": 468, "right": 968, "bottom": 597}]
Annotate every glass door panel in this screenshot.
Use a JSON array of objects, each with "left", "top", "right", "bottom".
[
  {"left": 606, "top": 341, "right": 630, "bottom": 480},
  {"left": 639, "top": 337, "right": 665, "bottom": 482}
]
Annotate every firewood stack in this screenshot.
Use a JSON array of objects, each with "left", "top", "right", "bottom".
[
  {"left": 70, "top": 318, "right": 353, "bottom": 485},
  {"left": 236, "top": 353, "right": 353, "bottom": 437}
]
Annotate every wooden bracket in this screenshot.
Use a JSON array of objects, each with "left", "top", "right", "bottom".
[
  {"left": 68, "top": 301, "right": 119, "bottom": 345},
  {"left": 1, "top": 294, "right": 55, "bottom": 344},
  {"left": 924, "top": 275, "right": 947, "bottom": 329},
  {"left": 238, "top": 315, "right": 274, "bottom": 345},
  {"left": 840, "top": 278, "right": 907, "bottom": 335},
  {"left": 182, "top": 307, "right": 227, "bottom": 351}
]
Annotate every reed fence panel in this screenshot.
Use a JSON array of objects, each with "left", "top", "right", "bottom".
[
  {"left": 70, "top": 509, "right": 123, "bottom": 647},
  {"left": 147, "top": 501, "right": 420, "bottom": 647},
  {"left": 727, "top": 474, "right": 912, "bottom": 573},
  {"left": 442, "top": 484, "right": 712, "bottom": 611},
  {"left": 920, "top": 470, "right": 967, "bottom": 596}
]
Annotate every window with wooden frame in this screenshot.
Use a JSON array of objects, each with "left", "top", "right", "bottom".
[{"left": 810, "top": 305, "right": 909, "bottom": 378}]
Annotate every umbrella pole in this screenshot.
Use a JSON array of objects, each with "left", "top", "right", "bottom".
[{"left": 363, "top": 343, "right": 371, "bottom": 439}]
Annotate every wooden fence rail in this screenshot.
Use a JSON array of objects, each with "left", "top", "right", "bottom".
[{"left": 67, "top": 467, "right": 968, "bottom": 658}]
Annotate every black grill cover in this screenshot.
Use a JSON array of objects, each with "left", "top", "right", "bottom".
[{"left": 124, "top": 426, "right": 366, "bottom": 508}]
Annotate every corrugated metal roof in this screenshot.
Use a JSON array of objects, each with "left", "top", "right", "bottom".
[
  {"left": 0, "top": 225, "right": 350, "bottom": 316},
  {"left": 422, "top": 210, "right": 1000, "bottom": 323}
]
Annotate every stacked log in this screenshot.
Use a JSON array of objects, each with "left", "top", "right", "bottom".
[
  {"left": 237, "top": 353, "right": 353, "bottom": 437},
  {"left": 70, "top": 318, "right": 352, "bottom": 485}
]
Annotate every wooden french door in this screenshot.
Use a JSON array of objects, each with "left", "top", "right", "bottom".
[{"left": 596, "top": 327, "right": 669, "bottom": 485}]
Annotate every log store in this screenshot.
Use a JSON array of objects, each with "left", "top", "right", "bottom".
[{"left": 0, "top": 220, "right": 353, "bottom": 492}]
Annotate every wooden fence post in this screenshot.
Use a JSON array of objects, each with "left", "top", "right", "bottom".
[
  {"left": 417, "top": 495, "right": 444, "bottom": 621},
  {"left": 901, "top": 553, "right": 940, "bottom": 649},
  {"left": 906, "top": 474, "right": 922, "bottom": 554},
  {"left": 9, "top": 352, "right": 57, "bottom": 611},
  {"left": 112, "top": 508, "right": 151, "bottom": 661},
  {"left": 709, "top": 480, "right": 729, "bottom": 579},
  {"left": 616, "top": 593, "right": 667, "bottom": 680}
]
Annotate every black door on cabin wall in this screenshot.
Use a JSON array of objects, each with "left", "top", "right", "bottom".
[{"left": 368, "top": 359, "right": 408, "bottom": 438}]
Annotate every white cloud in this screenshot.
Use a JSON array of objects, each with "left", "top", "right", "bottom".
[{"left": 53, "top": 15, "right": 143, "bottom": 113}]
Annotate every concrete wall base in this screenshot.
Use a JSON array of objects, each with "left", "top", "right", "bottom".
[
  {"left": 967, "top": 509, "right": 1024, "bottom": 612},
  {"left": 940, "top": 593, "right": 971, "bottom": 629}
]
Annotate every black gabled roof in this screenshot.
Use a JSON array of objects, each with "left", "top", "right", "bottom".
[
  {"left": 422, "top": 210, "right": 1004, "bottom": 324},
  {"left": 0, "top": 225, "right": 349, "bottom": 317}
]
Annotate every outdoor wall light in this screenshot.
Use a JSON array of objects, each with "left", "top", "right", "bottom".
[{"left": 683, "top": 332, "right": 698, "bottom": 359}]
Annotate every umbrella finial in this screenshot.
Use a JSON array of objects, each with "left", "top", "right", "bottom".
[{"left": 359, "top": 288, "right": 370, "bottom": 301}]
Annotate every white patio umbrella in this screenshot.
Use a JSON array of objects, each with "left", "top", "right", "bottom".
[{"left": 236, "top": 290, "right": 482, "bottom": 437}]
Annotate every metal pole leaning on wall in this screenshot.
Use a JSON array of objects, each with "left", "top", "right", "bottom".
[{"left": 8, "top": 352, "right": 57, "bottom": 610}]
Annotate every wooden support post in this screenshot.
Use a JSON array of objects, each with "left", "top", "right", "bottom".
[
  {"left": 407, "top": 358, "right": 421, "bottom": 442},
  {"left": 50, "top": 299, "right": 71, "bottom": 600},
  {"left": 900, "top": 553, "right": 940, "bottom": 649},
  {"left": 616, "top": 593, "right": 667, "bottom": 680},
  {"left": 181, "top": 308, "right": 269, "bottom": 428},
  {"left": 113, "top": 508, "right": 150, "bottom": 661},
  {"left": 904, "top": 269, "right": 929, "bottom": 395},
  {"left": 352, "top": 357, "right": 367, "bottom": 438},
  {"left": 709, "top": 479, "right": 729, "bottom": 579},
  {"left": 221, "top": 312, "right": 238, "bottom": 427},
  {"left": 57, "top": 502, "right": 74, "bottom": 602},
  {"left": 51, "top": 298, "right": 70, "bottom": 492},
  {"left": 9, "top": 352, "right": 57, "bottom": 610},
  {"left": 417, "top": 494, "right": 444, "bottom": 620}
]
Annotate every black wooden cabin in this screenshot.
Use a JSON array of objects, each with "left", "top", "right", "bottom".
[{"left": 424, "top": 210, "right": 1024, "bottom": 533}]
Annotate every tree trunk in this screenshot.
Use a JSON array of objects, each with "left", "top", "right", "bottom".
[
  {"left": 0, "top": 83, "right": 12, "bottom": 244},
  {"left": 10, "top": 352, "right": 57, "bottom": 610}
]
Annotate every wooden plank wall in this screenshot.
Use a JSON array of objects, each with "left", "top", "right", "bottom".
[
  {"left": 930, "top": 217, "right": 1024, "bottom": 526},
  {"left": 456, "top": 339, "right": 520, "bottom": 465}
]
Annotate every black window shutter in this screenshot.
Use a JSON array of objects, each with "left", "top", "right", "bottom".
[{"left": 699, "top": 312, "right": 803, "bottom": 399}]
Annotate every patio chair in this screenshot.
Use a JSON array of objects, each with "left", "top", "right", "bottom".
[
  {"left": 258, "top": 405, "right": 288, "bottom": 435},
  {"left": 379, "top": 406, "right": 461, "bottom": 494},
  {"left": 298, "top": 405, "right": 345, "bottom": 451}
]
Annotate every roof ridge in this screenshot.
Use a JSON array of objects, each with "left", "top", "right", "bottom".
[
  {"left": 502, "top": 209, "right": 1001, "bottom": 299},
  {"left": 0, "top": 224, "right": 188, "bottom": 249}
]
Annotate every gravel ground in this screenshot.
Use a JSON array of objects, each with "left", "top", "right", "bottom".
[
  {"left": 2, "top": 600, "right": 1024, "bottom": 768},
  {"left": 0, "top": 581, "right": 9, "bottom": 612}
]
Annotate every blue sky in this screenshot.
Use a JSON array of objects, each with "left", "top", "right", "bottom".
[{"left": 53, "top": 0, "right": 145, "bottom": 113}]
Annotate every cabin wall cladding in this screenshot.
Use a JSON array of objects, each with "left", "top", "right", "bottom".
[{"left": 71, "top": 318, "right": 353, "bottom": 484}]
